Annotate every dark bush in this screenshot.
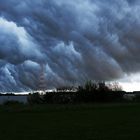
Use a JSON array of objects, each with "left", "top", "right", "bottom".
[
  {"left": 27, "top": 93, "right": 44, "bottom": 104},
  {"left": 44, "top": 92, "right": 76, "bottom": 104}
]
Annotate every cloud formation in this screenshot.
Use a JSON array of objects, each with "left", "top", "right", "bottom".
[{"left": 0, "top": 0, "right": 140, "bottom": 91}]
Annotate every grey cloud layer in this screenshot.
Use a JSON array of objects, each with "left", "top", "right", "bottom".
[{"left": 0, "top": 0, "right": 140, "bottom": 91}]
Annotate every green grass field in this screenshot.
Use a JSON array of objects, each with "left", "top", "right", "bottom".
[{"left": 0, "top": 103, "right": 140, "bottom": 140}]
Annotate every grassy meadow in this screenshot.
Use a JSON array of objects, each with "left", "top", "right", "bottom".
[{"left": 0, "top": 103, "right": 140, "bottom": 140}]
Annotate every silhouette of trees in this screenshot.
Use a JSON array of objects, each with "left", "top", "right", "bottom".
[
  {"left": 110, "top": 82, "right": 122, "bottom": 91},
  {"left": 28, "top": 81, "right": 124, "bottom": 104}
]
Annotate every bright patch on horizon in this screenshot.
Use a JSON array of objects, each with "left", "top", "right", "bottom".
[{"left": 118, "top": 73, "right": 140, "bottom": 92}]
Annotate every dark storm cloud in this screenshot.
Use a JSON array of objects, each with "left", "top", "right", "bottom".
[{"left": 0, "top": 0, "right": 140, "bottom": 91}]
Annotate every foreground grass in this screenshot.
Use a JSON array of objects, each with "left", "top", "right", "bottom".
[{"left": 0, "top": 103, "right": 140, "bottom": 140}]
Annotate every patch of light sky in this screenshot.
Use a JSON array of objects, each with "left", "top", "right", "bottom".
[{"left": 118, "top": 73, "right": 140, "bottom": 92}]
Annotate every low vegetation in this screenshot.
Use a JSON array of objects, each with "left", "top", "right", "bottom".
[
  {"left": 0, "top": 103, "right": 140, "bottom": 140},
  {"left": 0, "top": 81, "right": 140, "bottom": 140}
]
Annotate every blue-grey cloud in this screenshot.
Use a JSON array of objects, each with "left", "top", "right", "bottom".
[{"left": 0, "top": 0, "right": 140, "bottom": 91}]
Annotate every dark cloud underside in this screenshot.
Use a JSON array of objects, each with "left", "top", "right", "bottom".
[{"left": 0, "top": 0, "right": 140, "bottom": 91}]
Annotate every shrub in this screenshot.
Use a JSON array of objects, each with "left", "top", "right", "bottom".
[{"left": 27, "top": 93, "right": 44, "bottom": 104}]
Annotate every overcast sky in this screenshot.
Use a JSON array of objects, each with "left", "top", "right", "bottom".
[{"left": 0, "top": 0, "right": 140, "bottom": 92}]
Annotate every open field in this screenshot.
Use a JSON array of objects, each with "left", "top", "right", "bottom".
[{"left": 0, "top": 103, "right": 140, "bottom": 140}]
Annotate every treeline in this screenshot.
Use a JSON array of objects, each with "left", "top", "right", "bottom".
[{"left": 28, "top": 81, "right": 125, "bottom": 104}]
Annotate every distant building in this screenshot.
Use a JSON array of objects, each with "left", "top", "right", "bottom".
[
  {"left": 123, "top": 94, "right": 135, "bottom": 101},
  {"left": 133, "top": 91, "right": 140, "bottom": 95}
]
